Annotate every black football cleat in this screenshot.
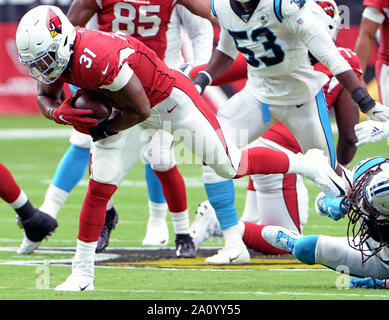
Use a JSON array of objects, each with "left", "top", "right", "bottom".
[
  {"left": 96, "top": 207, "right": 119, "bottom": 253},
  {"left": 19, "top": 209, "right": 58, "bottom": 242},
  {"left": 175, "top": 234, "right": 196, "bottom": 258}
]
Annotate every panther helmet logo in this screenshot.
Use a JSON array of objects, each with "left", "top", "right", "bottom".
[
  {"left": 46, "top": 8, "right": 62, "bottom": 38},
  {"left": 290, "top": 0, "right": 306, "bottom": 9}
]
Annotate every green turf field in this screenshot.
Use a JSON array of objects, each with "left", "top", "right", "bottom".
[{"left": 1, "top": 115, "right": 389, "bottom": 302}]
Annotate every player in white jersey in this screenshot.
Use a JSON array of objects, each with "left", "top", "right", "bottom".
[
  {"left": 262, "top": 157, "right": 389, "bottom": 289},
  {"left": 191, "top": 0, "right": 389, "bottom": 264},
  {"left": 142, "top": 4, "right": 215, "bottom": 246}
]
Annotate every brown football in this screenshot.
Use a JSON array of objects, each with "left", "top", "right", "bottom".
[{"left": 71, "top": 89, "right": 113, "bottom": 122}]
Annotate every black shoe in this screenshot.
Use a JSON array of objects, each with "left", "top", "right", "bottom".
[
  {"left": 175, "top": 234, "right": 196, "bottom": 258},
  {"left": 18, "top": 209, "right": 58, "bottom": 242},
  {"left": 96, "top": 207, "right": 119, "bottom": 253}
]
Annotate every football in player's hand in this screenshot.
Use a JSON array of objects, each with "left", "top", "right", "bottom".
[{"left": 71, "top": 89, "right": 113, "bottom": 123}]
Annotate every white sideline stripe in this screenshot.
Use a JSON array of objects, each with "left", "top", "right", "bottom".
[
  {"left": 0, "top": 286, "right": 387, "bottom": 298},
  {"left": 0, "top": 129, "right": 72, "bottom": 139},
  {"left": 0, "top": 124, "right": 339, "bottom": 140}
]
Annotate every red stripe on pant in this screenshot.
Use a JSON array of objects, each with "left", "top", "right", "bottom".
[
  {"left": 247, "top": 177, "right": 255, "bottom": 191},
  {"left": 78, "top": 179, "right": 117, "bottom": 242},
  {"left": 171, "top": 70, "right": 230, "bottom": 160},
  {"left": 235, "top": 147, "right": 290, "bottom": 178},
  {"left": 282, "top": 174, "right": 301, "bottom": 233},
  {"left": 154, "top": 165, "right": 187, "bottom": 213},
  {"left": 242, "top": 222, "right": 289, "bottom": 255}
]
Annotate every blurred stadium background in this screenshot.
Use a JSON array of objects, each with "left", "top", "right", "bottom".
[{"left": 0, "top": 0, "right": 380, "bottom": 113}]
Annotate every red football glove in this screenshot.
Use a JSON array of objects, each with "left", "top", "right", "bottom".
[{"left": 50, "top": 95, "right": 98, "bottom": 128}]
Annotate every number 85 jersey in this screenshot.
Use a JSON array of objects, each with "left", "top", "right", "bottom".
[
  {"left": 93, "top": 0, "right": 175, "bottom": 60},
  {"left": 212, "top": 0, "right": 346, "bottom": 105}
]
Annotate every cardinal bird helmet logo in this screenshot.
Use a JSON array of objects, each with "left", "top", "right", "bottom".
[{"left": 46, "top": 8, "right": 62, "bottom": 38}]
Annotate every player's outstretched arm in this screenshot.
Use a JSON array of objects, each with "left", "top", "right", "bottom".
[
  {"left": 333, "top": 88, "right": 359, "bottom": 166},
  {"left": 192, "top": 26, "right": 237, "bottom": 94},
  {"left": 336, "top": 70, "right": 389, "bottom": 122},
  {"left": 67, "top": 0, "right": 97, "bottom": 27},
  {"left": 192, "top": 49, "right": 234, "bottom": 94},
  {"left": 283, "top": 3, "right": 389, "bottom": 122},
  {"left": 178, "top": 0, "right": 218, "bottom": 24},
  {"left": 354, "top": 7, "right": 382, "bottom": 72}
]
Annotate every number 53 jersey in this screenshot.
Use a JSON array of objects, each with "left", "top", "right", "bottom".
[{"left": 212, "top": 0, "right": 343, "bottom": 106}]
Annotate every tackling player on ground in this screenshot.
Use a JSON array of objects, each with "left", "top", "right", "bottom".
[{"left": 261, "top": 156, "right": 389, "bottom": 289}]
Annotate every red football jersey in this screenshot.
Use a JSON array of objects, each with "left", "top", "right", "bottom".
[
  {"left": 92, "top": 0, "right": 176, "bottom": 60},
  {"left": 60, "top": 27, "right": 175, "bottom": 107},
  {"left": 262, "top": 47, "right": 362, "bottom": 153},
  {"left": 364, "top": 0, "right": 389, "bottom": 64}
]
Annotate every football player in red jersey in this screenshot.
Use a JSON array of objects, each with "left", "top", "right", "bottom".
[
  {"left": 354, "top": 0, "right": 389, "bottom": 147},
  {"left": 66, "top": 0, "right": 214, "bottom": 256},
  {"left": 0, "top": 163, "right": 57, "bottom": 249},
  {"left": 27, "top": 0, "right": 216, "bottom": 257},
  {"left": 16, "top": 5, "right": 345, "bottom": 291},
  {"left": 67, "top": 0, "right": 216, "bottom": 60}
]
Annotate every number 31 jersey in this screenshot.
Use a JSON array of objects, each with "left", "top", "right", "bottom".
[
  {"left": 92, "top": 0, "right": 175, "bottom": 60},
  {"left": 212, "top": 0, "right": 331, "bottom": 105}
]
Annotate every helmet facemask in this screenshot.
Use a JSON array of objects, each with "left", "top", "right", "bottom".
[
  {"left": 19, "top": 42, "right": 69, "bottom": 84},
  {"left": 346, "top": 161, "right": 389, "bottom": 264}
]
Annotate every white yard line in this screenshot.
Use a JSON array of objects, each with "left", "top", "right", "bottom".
[
  {"left": 0, "top": 128, "right": 72, "bottom": 139},
  {"left": 0, "top": 285, "right": 386, "bottom": 299}
]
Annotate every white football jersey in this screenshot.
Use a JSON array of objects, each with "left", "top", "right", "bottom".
[
  {"left": 164, "top": 5, "right": 213, "bottom": 68},
  {"left": 212, "top": 0, "right": 350, "bottom": 105}
]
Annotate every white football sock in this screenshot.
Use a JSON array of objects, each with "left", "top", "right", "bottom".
[
  {"left": 72, "top": 240, "right": 97, "bottom": 279},
  {"left": 148, "top": 200, "right": 168, "bottom": 222},
  {"left": 39, "top": 184, "right": 69, "bottom": 219},
  {"left": 170, "top": 209, "right": 190, "bottom": 235},
  {"left": 9, "top": 190, "right": 28, "bottom": 210},
  {"left": 222, "top": 224, "right": 246, "bottom": 247}
]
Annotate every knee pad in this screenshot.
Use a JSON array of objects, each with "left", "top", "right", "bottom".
[
  {"left": 147, "top": 146, "right": 176, "bottom": 172},
  {"left": 293, "top": 235, "right": 319, "bottom": 265},
  {"left": 91, "top": 158, "right": 121, "bottom": 186}
]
